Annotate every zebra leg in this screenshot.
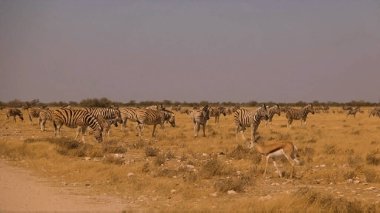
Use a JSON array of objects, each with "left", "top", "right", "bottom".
[
  {"left": 152, "top": 124, "right": 157, "bottom": 137},
  {"left": 39, "top": 118, "right": 46, "bottom": 131},
  {"left": 75, "top": 127, "right": 81, "bottom": 140},
  {"left": 194, "top": 123, "right": 199, "bottom": 137},
  {"left": 202, "top": 124, "right": 206, "bottom": 137}
]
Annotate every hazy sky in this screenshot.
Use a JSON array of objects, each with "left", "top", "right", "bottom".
[{"left": 1, "top": 0, "right": 380, "bottom": 103}]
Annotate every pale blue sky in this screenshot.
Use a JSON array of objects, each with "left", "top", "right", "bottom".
[{"left": 1, "top": 0, "right": 379, "bottom": 103}]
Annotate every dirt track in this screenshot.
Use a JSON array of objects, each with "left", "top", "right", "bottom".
[{"left": 0, "top": 159, "right": 129, "bottom": 212}]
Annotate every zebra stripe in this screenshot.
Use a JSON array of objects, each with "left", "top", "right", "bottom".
[
  {"left": 26, "top": 107, "right": 42, "bottom": 123},
  {"left": 52, "top": 109, "right": 103, "bottom": 143},
  {"left": 6, "top": 108, "right": 24, "bottom": 122},
  {"left": 82, "top": 107, "right": 122, "bottom": 122},
  {"left": 285, "top": 104, "right": 315, "bottom": 127},
  {"left": 119, "top": 107, "right": 144, "bottom": 129},
  {"left": 135, "top": 109, "right": 176, "bottom": 138},
  {"left": 234, "top": 105, "right": 269, "bottom": 147},
  {"left": 191, "top": 105, "right": 210, "bottom": 137}
]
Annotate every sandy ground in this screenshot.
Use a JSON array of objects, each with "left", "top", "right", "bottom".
[{"left": 0, "top": 159, "right": 130, "bottom": 212}]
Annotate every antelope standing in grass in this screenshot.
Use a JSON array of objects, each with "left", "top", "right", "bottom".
[{"left": 252, "top": 141, "right": 300, "bottom": 178}]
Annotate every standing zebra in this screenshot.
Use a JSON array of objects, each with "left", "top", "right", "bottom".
[
  {"left": 369, "top": 107, "right": 380, "bottom": 118},
  {"left": 234, "top": 104, "right": 269, "bottom": 148},
  {"left": 265, "top": 105, "right": 281, "bottom": 127},
  {"left": 6, "top": 108, "right": 24, "bottom": 122},
  {"left": 135, "top": 109, "right": 176, "bottom": 138},
  {"left": 209, "top": 106, "right": 227, "bottom": 123},
  {"left": 285, "top": 104, "right": 315, "bottom": 128},
  {"left": 191, "top": 105, "right": 210, "bottom": 137},
  {"left": 346, "top": 107, "right": 360, "bottom": 118},
  {"left": 39, "top": 108, "right": 54, "bottom": 131},
  {"left": 52, "top": 109, "right": 103, "bottom": 143}
]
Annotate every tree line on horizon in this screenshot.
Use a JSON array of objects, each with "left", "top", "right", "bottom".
[{"left": 0, "top": 98, "right": 379, "bottom": 109}]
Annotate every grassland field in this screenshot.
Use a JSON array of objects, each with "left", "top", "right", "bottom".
[{"left": 0, "top": 107, "right": 379, "bottom": 212}]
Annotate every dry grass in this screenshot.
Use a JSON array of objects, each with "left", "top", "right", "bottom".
[{"left": 0, "top": 107, "right": 379, "bottom": 211}]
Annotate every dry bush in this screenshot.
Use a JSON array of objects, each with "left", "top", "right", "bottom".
[
  {"left": 155, "top": 153, "right": 166, "bottom": 166},
  {"left": 366, "top": 150, "right": 380, "bottom": 165},
  {"left": 323, "top": 144, "right": 337, "bottom": 155},
  {"left": 296, "top": 187, "right": 377, "bottom": 212},
  {"left": 200, "top": 157, "right": 235, "bottom": 178},
  {"left": 103, "top": 154, "right": 125, "bottom": 165},
  {"left": 347, "top": 154, "right": 363, "bottom": 167},
  {"left": 182, "top": 170, "right": 198, "bottom": 183},
  {"left": 142, "top": 162, "right": 150, "bottom": 173},
  {"left": 214, "top": 175, "right": 251, "bottom": 193},
  {"left": 298, "top": 147, "right": 315, "bottom": 163},
  {"left": 154, "top": 168, "right": 178, "bottom": 177},
  {"left": 363, "top": 168, "right": 380, "bottom": 183},
  {"left": 102, "top": 144, "right": 127, "bottom": 154},
  {"left": 227, "top": 144, "right": 251, "bottom": 160},
  {"left": 145, "top": 146, "right": 159, "bottom": 157}
]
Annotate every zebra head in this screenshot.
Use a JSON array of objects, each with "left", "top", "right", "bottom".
[
  {"left": 163, "top": 110, "right": 176, "bottom": 127},
  {"left": 202, "top": 105, "right": 210, "bottom": 120},
  {"left": 274, "top": 104, "right": 281, "bottom": 116},
  {"left": 257, "top": 104, "right": 269, "bottom": 121},
  {"left": 305, "top": 104, "right": 315, "bottom": 114}
]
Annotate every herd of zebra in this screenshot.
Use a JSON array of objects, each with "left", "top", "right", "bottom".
[{"left": 3, "top": 104, "right": 380, "bottom": 145}]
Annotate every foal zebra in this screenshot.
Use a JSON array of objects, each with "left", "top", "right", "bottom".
[
  {"left": 265, "top": 105, "right": 281, "bottom": 127},
  {"left": 52, "top": 109, "right": 103, "bottom": 143},
  {"left": 234, "top": 104, "right": 269, "bottom": 148},
  {"left": 209, "top": 107, "right": 227, "bottom": 123},
  {"left": 191, "top": 105, "right": 210, "bottom": 137},
  {"left": 6, "top": 108, "right": 24, "bottom": 122},
  {"left": 285, "top": 104, "right": 315, "bottom": 127},
  {"left": 39, "top": 109, "right": 54, "bottom": 131}
]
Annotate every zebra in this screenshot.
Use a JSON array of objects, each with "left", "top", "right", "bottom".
[
  {"left": 234, "top": 104, "right": 269, "bottom": 148},
  {"left": 6, "top": 108, "right": 24, "bottom": 122},
  {"left": 135, "top": 108, "right": 176, "bottom": 138},
  {"left": 51, "top": 108, "right": 103, "bottom": 143},
  {"left": 119, "top": 107, "right": 144, "bottom": 129},
  {"left": 285, "top": 104, "right": 315, "bottom": 127},
  {"left": 209, "top": 106, "right": 227, "bottom": 123},
  {"left": 369, "top": 107, "right": 380, "bottom": 118},
  {"left": 39, "top": 108, "right": 54, "bottom": 131},
  {"left": 191, "top": 105, "right": 210, "bottom": 137},
  {"left": 346, "top": 107, "right": 360, "bottom": 118},
  {"left": 265, "top": 105, "right": 281, "bottom": 127}
]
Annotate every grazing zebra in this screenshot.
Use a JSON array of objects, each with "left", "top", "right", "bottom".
[
  {"left": 234, "top": 105, "right": 269, "bottom": 148},
  {"left": 52, "top": 109, "right": 103, "bottom": 143},
  {"left": 346, "top": 107, "right": 360, "bottom": 118},
  {"left": 285, "top": 104, "right": 315, "bottom": 127},
  {"left": 6, "top": 108, "right": 24, "bottom": 122},
  {"left": 191, "top": 105, "right": 210, "bottom": 137},
  {"left": 265, "top": 105, "right": 281, "bottom": 127},
  {"left": 135, "top": 109, "right": 176, "bottom": 138},
  {"left": 209, "top": 106, "right": 227, "bottom": 123},
  {"left": 369, "top": 108, "right": 380, "bottom": 118}
]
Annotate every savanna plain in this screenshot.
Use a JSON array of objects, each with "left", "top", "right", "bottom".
[{"left": 0, "top": 107, "right": 379, "bottom": 212}]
